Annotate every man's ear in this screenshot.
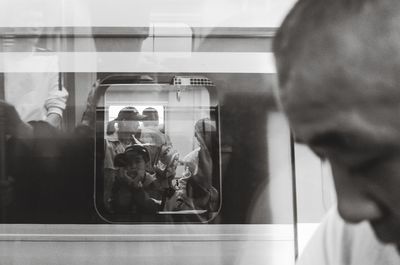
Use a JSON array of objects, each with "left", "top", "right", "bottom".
[{"left": 114, "top": 153, "right": 127, "bottom": 167}]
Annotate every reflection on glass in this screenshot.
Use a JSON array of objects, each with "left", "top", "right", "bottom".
[{"left": 2, "top": 0, "right": 68, "bottom": 128}]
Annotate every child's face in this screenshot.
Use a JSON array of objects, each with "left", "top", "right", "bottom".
[{"left": 124, "top": 154, "right": 146, "bottom": 188}]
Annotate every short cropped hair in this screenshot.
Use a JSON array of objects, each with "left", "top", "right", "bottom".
[{"left": 273, "top": 0, "right": 400, "bottom": 93}]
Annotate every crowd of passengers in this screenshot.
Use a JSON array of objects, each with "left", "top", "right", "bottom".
[{"left": 103, "top": 107, "right": 219, "bottom": 219}]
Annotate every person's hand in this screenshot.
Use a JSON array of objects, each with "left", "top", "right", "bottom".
[
  {"left": 124, "top": 170, "right": 143, "bottom": 189},
  {"left": 0, "top": 100, "right": 33, "bottom": 139},
  {"left": 46, "top": 113, "right": 62, "bottom": 128},
  {"left": 150, "top": 198, "right": 162, "bottom": 205}
]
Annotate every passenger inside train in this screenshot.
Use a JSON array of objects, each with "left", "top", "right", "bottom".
[
  {"left": 103, "top": 107, "right": 144, "bottom": 212},
  {"left": 3, "top": 0, "right": 68, "bottom": 128},
  {"left": 139, "top": 107, "right": 174, "bottom": 176},
  {"left": 103, "top": 114, "right": 218, "bottom": 220},
  {"left": 175, "top": 118, "right": 219, "bottom": 212},
  {"left": 111, "top": 144, "right": 162, "bottom": 221},
  {"left": 140, "top": 107, "right": 171, "bottom": 146}
]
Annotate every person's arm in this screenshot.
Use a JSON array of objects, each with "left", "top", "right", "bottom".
[{"left": 44, "top": 71, "right": 69, "bottom": 128}]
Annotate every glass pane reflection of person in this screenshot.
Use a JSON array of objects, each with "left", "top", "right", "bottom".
[
  {"left": 4, "top": 54, "right": 68, "bottom": 128},
  {"left": 3, "top": 2, "right": 68, "bottom": 128}
]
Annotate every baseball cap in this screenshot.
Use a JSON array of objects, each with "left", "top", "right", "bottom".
[
  {"left": 114, "top": 144, "right": 151, "bottom": 168},
  {"left": 115, "top": 107, "right": 145, "bottom": 121},
  {"left": 142, "top": 107, "right": 159, "bottom": 121},
  {"left": 125, "top": 144, "right": 150, "bottom": 162}
]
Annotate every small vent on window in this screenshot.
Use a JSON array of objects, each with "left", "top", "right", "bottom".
[{"left": 171, "top": 76, "right": 215, "bottom": 86}]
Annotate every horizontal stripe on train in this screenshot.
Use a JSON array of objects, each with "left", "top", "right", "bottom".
[{"left": 0, "top": 52, "right": 276, "bottom": 73}]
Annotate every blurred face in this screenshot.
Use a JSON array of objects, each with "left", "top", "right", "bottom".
[
  {"left": 142, "top": 120, "right": 158, "bottom": 127},
  {"left": 118, "top": 120, "right": 140, "bottom": 134},
  {"left": 124, "top": 154, "right": 146, "bottom": 188},
  {"left": 280, "top": 62, "right": 400, "bottom": 249}
]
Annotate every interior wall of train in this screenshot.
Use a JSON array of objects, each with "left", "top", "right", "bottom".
[{"left": 0, "top": 1, "right": 336, "bottom": 264}]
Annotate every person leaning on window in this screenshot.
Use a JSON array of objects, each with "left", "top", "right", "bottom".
[{"left": 112, "top": 145, "right": 163, "bottom": 219}]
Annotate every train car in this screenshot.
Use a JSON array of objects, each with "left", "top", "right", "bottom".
[{"left": 0, "top": 1, "right": 335, "bottom": 264}]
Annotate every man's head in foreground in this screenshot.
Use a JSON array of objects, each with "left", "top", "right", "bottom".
[{"left": 274, "top": 0, "right": 400, "bottom": 249}]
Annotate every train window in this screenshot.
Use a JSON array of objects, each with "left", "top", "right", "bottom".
[{"left": 94, "top": 75, "right": 221, "bottom": 223}]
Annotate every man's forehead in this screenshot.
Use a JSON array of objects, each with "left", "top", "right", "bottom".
[
  {"left": 278, "top": 9, "right": 400, "bottom": 105},
  {"left": 280, "top": 75, "right": 350, "bottom": 117},
  {"left": 284, "top": 93, "right": 400, "bottom": 147},
  {"left": 279, "top": 48, "right": 400, "bottom": 115}
]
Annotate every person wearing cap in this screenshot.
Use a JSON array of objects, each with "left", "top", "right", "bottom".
[
  {"left": 139, "top": 107, "right": 177, "bottom": 200},
  {"left": 111, "top": 144, "right": 162, "bottom": 219},
  {"left": 140, "top": 107, "right": 171, "bottom": 147},
  {"left": 139, "top": 107, "right": 173, "bottom": 174},
  {"left": 103, "top": 107, "right": 145, "bottom": 213}
]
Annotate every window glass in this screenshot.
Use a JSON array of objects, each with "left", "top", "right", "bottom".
[{"left": 94, "top": 78, "right": 220, "bottom": 223}]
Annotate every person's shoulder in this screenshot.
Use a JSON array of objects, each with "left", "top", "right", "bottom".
[
  {"left": 182, "top": 147, "right": 200, "bottom": 163},
  {"left": 348, "top": 216, "right": 400, "bottom": 264},
  {"left": 105, "top": 136, "right": 123, "bottom": 153},
  {"left": 298, "top": 207, "right": 400, "bottom": 265}
]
